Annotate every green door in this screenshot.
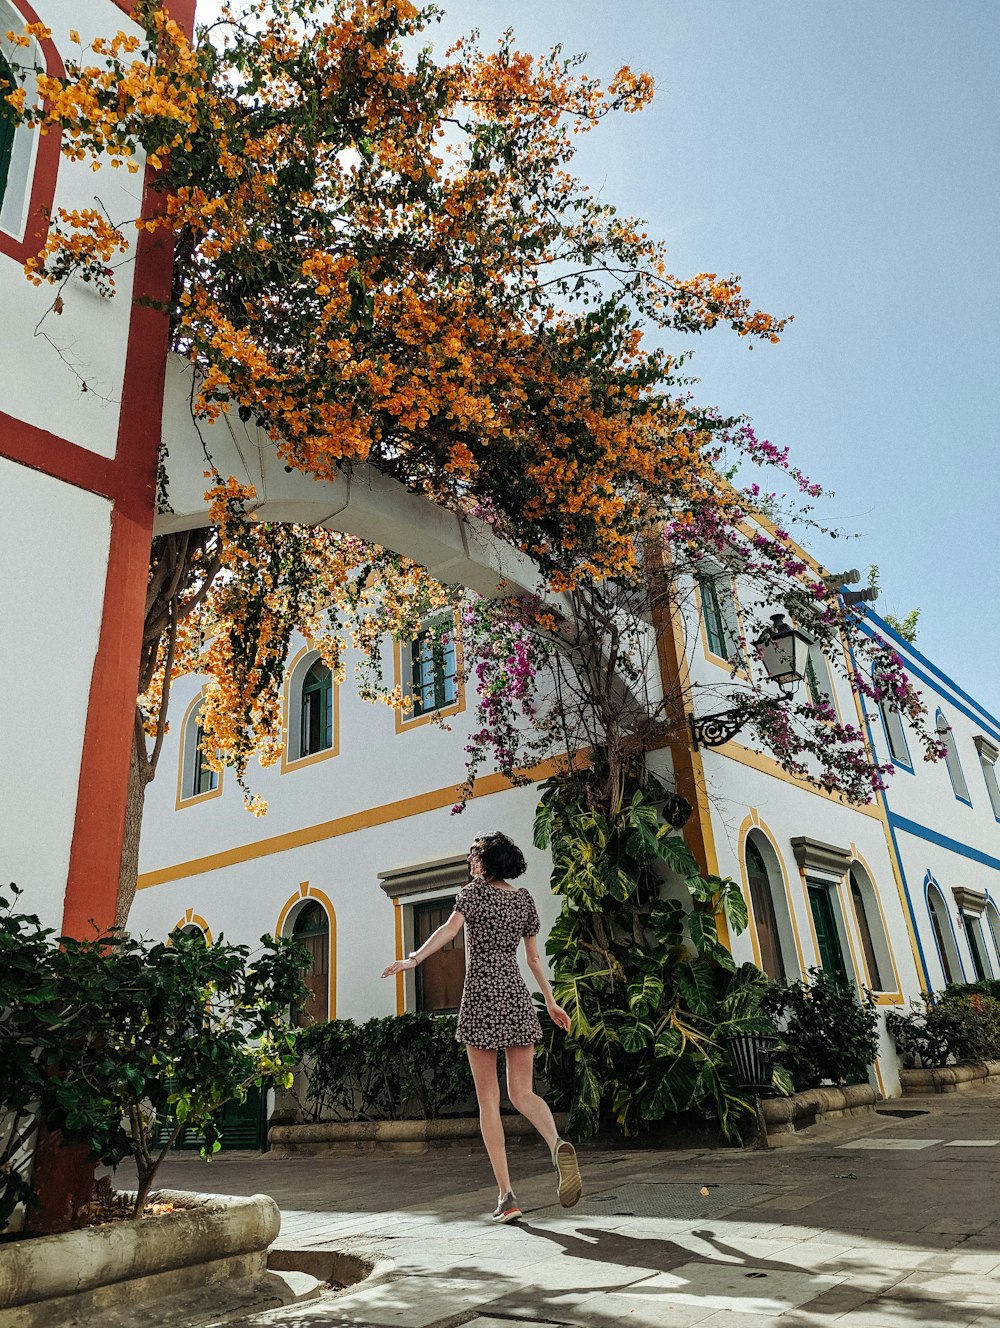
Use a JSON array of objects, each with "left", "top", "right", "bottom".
[
  {"left": 156, "top": 1085, "right": 268, "bottom": 1152},
  {"left": 808, "top": 883, "right": 849, "bottom": 985}
]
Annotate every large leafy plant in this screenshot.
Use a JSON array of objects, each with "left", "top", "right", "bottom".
[{"left": 532, "top": 762, "right": 780, "bottom": 1143}]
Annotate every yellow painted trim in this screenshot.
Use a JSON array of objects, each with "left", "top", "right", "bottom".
[
  {"left": 276, "top": 881, "right": 337, "bottom": 1021},
  {"left": 708, "top": 740, "right": 882, "bottom": 817},
  {"left": 744, "top": 816, "right": 808, "bottom": 979},
  {"left": 280, "top": 645, "right": 341, "bottom": 774},
  {"left": 175, "top": 688, "right": 224, "bottom": 810},
  {"left": 393, "top": 897, "right": 405, "bottom": 1016},
  {"left": 138, "top": 756, "right": 568, "bottom": 891},
  {"left": 171, "top": 908, "right": 214, "bottom": 945},
  {"left": 846, "top": 849, "right": 904, "bottom": 1000},
  {"left": 873, "top": 1059, "right": 886, "bottom": 1097},
  {"left": 393, "top": 612, "right": 466, "bottom": 733}
]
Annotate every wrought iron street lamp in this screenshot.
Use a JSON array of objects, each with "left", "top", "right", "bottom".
[{"left": 689, "top": 613, "right": 813, "bottom": 751}]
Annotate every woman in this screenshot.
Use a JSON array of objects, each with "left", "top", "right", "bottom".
[{"left": 382, "top": 830, "right": 582, "bottom": 1222}]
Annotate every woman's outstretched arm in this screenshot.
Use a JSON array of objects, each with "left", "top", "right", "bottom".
[
  {"left": 381, "top": 909, "right": 465, "bottom": 977},
  {"left": 524, "top": 934, "right": 571, "bottom": 1032}
]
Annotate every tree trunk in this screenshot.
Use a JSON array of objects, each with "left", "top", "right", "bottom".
[{"left": 115, "top": 715, "right": 153, "bottom": 930}]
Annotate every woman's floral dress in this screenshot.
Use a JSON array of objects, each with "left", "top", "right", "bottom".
[{"left": 452, "top": 876, "right": 543, "bottom": 1049}]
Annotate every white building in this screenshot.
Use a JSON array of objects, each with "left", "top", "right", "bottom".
[
  {"left": 858, "top": 611, "right": 1000, "bottom": 993},
  {"left": 0, "top": 0, "right": 189, "bottom": 937}
]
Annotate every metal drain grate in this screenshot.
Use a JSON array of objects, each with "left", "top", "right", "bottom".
[
  {"left": 875, "top": 1108, "right": 930, "bottom": 1118},
  {"left": 536, "top": 1182, "right": 776, "bottom": 1220}
]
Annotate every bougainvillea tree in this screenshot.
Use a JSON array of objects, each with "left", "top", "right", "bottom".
[{"left": 3, "top": 0, "right": 939, "bottom": 948}]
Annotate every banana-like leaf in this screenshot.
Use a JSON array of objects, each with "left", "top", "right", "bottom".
[
  {"left": 771, "top": 1064, "right": 795, "bottom": 1097},
  {"left": 656, "top": 832, "right": 699, "bottom": 876},
  {"left": 532, "top": 802, "right": 553, "bottom": 850},
  {"left": 720, "top": 880, "right": 749, "bottom": 934},
  {"left": 676, "top": 959, "right": 716, "bottom": 1017}
]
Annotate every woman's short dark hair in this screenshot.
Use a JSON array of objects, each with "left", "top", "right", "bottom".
[{"left": 472, "top": 832, "right": 527, "bottom": 881}]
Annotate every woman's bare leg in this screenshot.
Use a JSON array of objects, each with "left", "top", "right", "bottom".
[
  {"left": 467, "top": 1046, "right": 511, "bottom": 1194},
  {"left": 504, "top": 1044, "right": 559, "bottom": 1151}
]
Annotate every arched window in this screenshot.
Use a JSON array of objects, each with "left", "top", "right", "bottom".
[
  {"left": 848, "top": 864, "right": 892, "bottom": 992},
  {"left": 936, "top": 710, "right": 971, "bottom": 804},
  {"left": 0, "top": 6, "right": 51, "bottom": 247},
  {"left": 179, "top": 698, "right": 221, "bottom": 804},
  {"left": 743, "top": 830, "right": 796, "bottom": 981},
  {"left": 926, "top": 878, "right": 962, "bottom": 985},
  {"left": 290, "top": 901, "right": 330, "bottom": 1026},
  {"left": 985, "top": 900, "right": 1000, "bottom": 972},
  {"left": 284, "top": 649, "right": 339, "bottom": 766},
  {"left": 300, "top": 660, "right": 334, "bottom": 757}
]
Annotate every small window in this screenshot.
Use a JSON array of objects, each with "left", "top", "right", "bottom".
[
  {"left": 975, "top": 737, "right": 1000, "bottom": 820},
  {"left": 192, "top": 721, "right": 219, "bottom": 797},
  {"left": 413, "top": 897, "right": 466, "bottom": 1013},
  {"left": 936, "top": 710, "right": 971, "bottom": 804},
  {"left": 0, "top": 51, "right": 14, "bottom": 208},
  {"left": 965, "top": 912, "right": 992, "bottom": 981},
  {"left": 407, "top": 617, "right": 458, "bottom": 718},
  {"left": 877, "top": 691, "right": 911, "bottom": 767},
  {"left": 696, "top": 570, "right": 739, "bottom": 662},
  {"left": 805, "top": 643, "right": 835, "bottom": 711},
  {"left": 807, "top": 881, "right": 850, "bottom": 986},
  {"left": 849, "top": 867, "right": 887, "bottom": 992},
  {"left": 300, "top": 660, "right": 334, "bottom": 757}
]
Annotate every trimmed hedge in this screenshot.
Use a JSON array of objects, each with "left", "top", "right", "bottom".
[{"left": 299, "top": 1014, "right": 474, "bottom": 1121}]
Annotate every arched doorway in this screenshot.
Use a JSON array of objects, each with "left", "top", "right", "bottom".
[
  {"left": 926, "top": 878, "right": 962, "bottom": 985},
  {"left": 291, "top": 899, "right": 331, "bottom": 1026}
]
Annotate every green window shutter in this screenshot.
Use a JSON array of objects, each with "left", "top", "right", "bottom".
[
  {"left": 0, "top": 54, "right": 16, "bottom": 206},
  {"left": 698, "top": 574, "right": 732, "bottom": 660}
]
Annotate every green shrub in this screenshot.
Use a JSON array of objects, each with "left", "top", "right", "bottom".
[
  {"left": 300, "top": 1013, "right": 474, "bottom": 1121},
  {"left": 0, "top": 884, "right": 307, "bottom": 1229},
  {"left": 764, "top": 967, "right": 879, "bottom": 1091},
  {"left": 887, "top": 990, "right": 1000, "bottom": 1067}
]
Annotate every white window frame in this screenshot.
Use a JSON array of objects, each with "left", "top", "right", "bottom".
[
  {"left": 0, "top": 8, "right": 43, "bottom": 241},
  {"left": 937, "top": 710, "right": 971, "bottom": 805},
  {"left": 975, "top": 736, "right": 1000, "bottom": 821}
]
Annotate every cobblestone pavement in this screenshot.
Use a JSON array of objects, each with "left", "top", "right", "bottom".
[{"left": 122, "top": 1082, "right": 1000, "bottom": 1327}]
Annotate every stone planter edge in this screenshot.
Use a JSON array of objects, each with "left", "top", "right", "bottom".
[
  {"left": 0, "top": 1189, "right": 279, "bottom": 1320},
  {"left": 761, "top": 1083, "right": 877, "bottom": 1133},
  {"left": 900, "top": 1059, "right": 1000, "bottom": 1094},
  {"left": 268, "top": 1114, "right": 563, "bottom": 1155}
]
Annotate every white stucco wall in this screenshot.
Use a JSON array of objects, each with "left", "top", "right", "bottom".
[
  {"left": 0, "top": 459, "right": 112, "bottom": 929},
  {"left": 862, "top": 615, "right": 1000, "bottom": 991},
  {"left": 0, "top": 1, "right": 147, "bottom": 459}
]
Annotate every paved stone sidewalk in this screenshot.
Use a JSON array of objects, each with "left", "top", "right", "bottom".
[{"left": 128, "top": 1082, "right": 1000, "bottom": 1327}]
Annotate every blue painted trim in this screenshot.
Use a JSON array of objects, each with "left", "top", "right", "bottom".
[
  {"left": 858, "top": 618, "right": 1000, "bottom": 749},
  {"left": 891, "top": 815, "right": 1000, "bottom": 876},
  {"left": 843, "top": 633, "right": 930, "bottom": 989},
  {"left": 862, "top": 609, "right": 1000, "bottom": 736},
  {"left": 925, "top": 871, "right": 967, "bottom": 983}
]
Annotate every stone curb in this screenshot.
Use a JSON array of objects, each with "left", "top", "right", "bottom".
[
  {"left": 762, "top": 1083, "right": 877, "bottom": 1133},
  {"left": 268, "top": 1114, "right": 550, "bottom": 1155},
  {"left": 0, "top": 1189, "right": 279, "bottom": 1316},
  {"left": 900, "top": 1059, "right": 1000, "bottom": 1093}
]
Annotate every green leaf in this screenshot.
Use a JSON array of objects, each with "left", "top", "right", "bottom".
[
  {"left": 627, "top": 974, "right": 664, "bottom": 1015},
  {"left": 676, "top": 960, "right": 716, "bottom": 1017},
  {"left": 618, "top": 1020, "right": 651, "bottom": 1053}
]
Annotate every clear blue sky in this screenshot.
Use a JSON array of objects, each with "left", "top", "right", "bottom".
[{"left": 199, "top": 2, "right": 1000, "bottom": 713}]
